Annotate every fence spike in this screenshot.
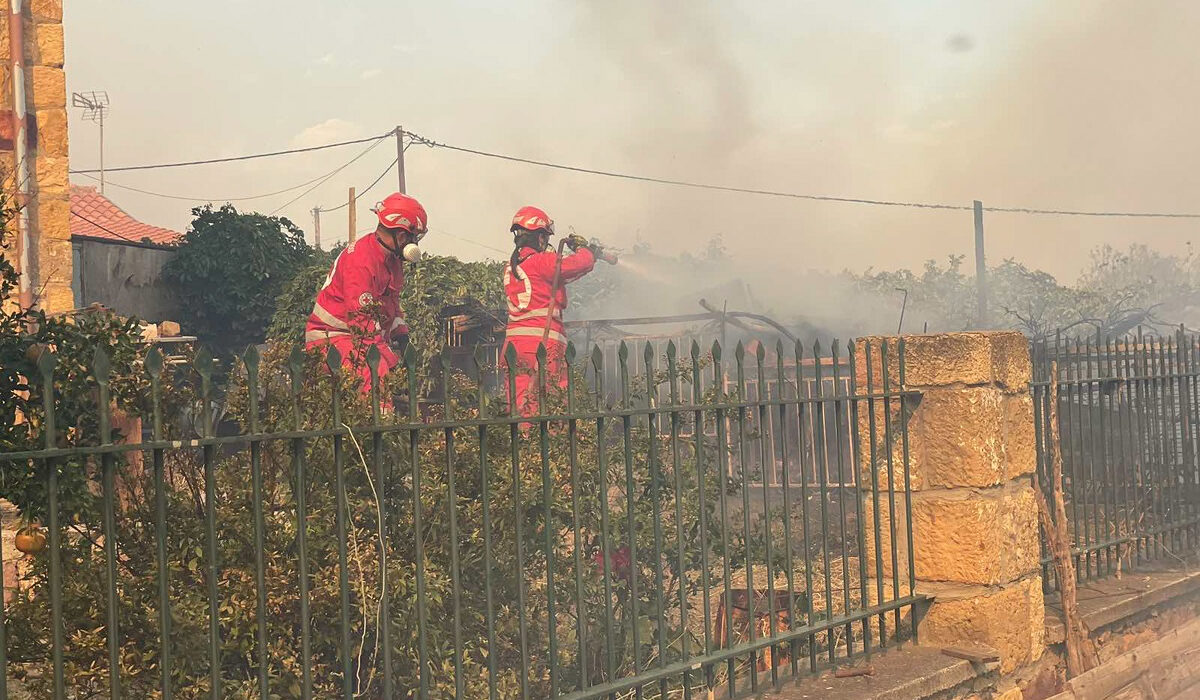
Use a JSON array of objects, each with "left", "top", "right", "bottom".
[
  {"left": 472, "top": 344, "right": 489, "bottom": 418},
  {"left": 711, "top": 339, "right": 723, "bottom": 363},
  {"left": 194, "top": 346, "right": 213, "bottom": 382},
  {"left": 288, "top": 344, "right": 306, "bottom": 394},
  {"left": 93, "top": 345, "right": 111, "bottom": 384},
  {"left": 325, "top": 343, "right": 342, "bottom": 373},
  {"left": 565, "top": 340, "right": 577, "bottom": 366},
  {"left": 618, "top": 341, "right": 631, "bottom": 407},
  {"left": 36, "top": 345, "right": 57, "bottom": 379},
  {"left": 145, "top": 346, "right": 163, "bottom": 379},
  {"left": 243, "top": 344, "right": 260, "bottom": 372}
]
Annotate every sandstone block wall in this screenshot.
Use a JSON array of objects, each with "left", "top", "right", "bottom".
[
  {"left": 1, "top": 0, "right": 71, "bottom": 312},
  {"left": 855, "top": 332, "right": 1045, "bottom": 674}
]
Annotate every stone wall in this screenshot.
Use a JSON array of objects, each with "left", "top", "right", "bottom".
[
  {"left": 855, "top": 332, "right": 1045, "bottom": 674},
  {"left": 1, "top": 0, "right": 71, "bottom": 312}
]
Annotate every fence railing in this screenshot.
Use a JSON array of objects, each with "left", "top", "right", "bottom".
[
  {"left": 1032, "top": 331, "right": 1200, "bottom": 592},
  {"left": 0, "top": 335, "right": 918, "bottom": 699}
]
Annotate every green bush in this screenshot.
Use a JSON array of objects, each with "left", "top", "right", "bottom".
[
  {"left": 164, "top": 205, "right": 315, "bottom": 357},
  {"left": 267, "top": 247, "right": 506, "bottom": 378},
  {"left": 5, "top": 331, "right": 746, "bottom": 698}
]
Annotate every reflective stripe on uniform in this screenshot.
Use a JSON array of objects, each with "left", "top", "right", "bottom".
[
  {"left": 505, "top": 326, "right": 567, "bottom": 345},
  {"left": 506, "top": 307, "right": 562, "bottom": 322},
  {"left": 504, "top": 263, "right": 534, "bottom": 312},
  {"left": 305, "top": 329, "right": 350, "bottom": 343},
  {"left": 311, "top": 301, "right": 351, "bottom": 330}
]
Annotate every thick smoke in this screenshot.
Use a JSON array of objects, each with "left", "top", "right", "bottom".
[{"left": 544, "top": 0, "right": 1200, "bottom": 338}]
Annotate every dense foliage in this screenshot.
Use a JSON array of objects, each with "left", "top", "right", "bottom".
[
  {"left": 267, "top": 245, "right": 340, "bottom": 345},
  {"left": 5, "top": 332, "right": 761, "bottom": 698},
  {"left": 164, "top": 205, "right": 315, "bottom": 356},
  {"left": 0, "top": 209, "right": 164, "bottom": 523},
  {"left": 852, "top": 244, "right": 1200, "bottom": 340},
  {"left": 267, "top": 245, "right": 506, "bottom": 378}
]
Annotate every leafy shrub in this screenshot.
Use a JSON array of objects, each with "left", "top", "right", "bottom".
[
  {"left": 5, "top": 332, "right": 745, "bottom": 698},
  {"left": 164, "top": 205, "right": 314, "bottom": 356}
]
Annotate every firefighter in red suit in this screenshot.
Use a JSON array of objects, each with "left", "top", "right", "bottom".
[
  {"left": 503, "top": 205, "right": 595, "bottom": 416},
  {"left": 305, "top": 192, "right": 427, "bottom": 394}
]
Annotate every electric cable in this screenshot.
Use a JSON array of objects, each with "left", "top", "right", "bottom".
[
  {"left": 404, "top": 129, "right": 1200, "bottom": 219},
  {"left": 320, "top": 157, "right": 398, "bottom": 213},
  {"left": 268, "top": 136, "right": 388, "bottom": 216},
  {"left": 75, "top": 164, "right": 357, "bottom": 203},
  {"left": 69, "top": 130, "right": 395, "bottom": 175},
  {"left": 71, "top": 210, "right": 141, "bottom": 245}
]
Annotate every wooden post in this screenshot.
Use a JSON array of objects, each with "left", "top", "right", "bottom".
[
  {"left": 312, "top": 207, "right": 322, "bottom": 250},
  {"left": 396, "top": 125, "right": 407, "bottom": 194},
  {"left": 1036, "top": 361, "right": 1099, "bottom": 678},
  {"left": 974, "top": 200, "right": 989, "bottom": 328},
  {"left": 348, "top": 187, "right": 357, "bottom": 244}
]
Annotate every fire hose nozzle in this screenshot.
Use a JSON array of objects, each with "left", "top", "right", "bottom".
[{"left": 589, "top": 238, "right": 619, "bottom": 265}]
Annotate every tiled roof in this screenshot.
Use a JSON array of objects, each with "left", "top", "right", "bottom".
[{"left": 70, "top": 185, "right": 182, "bottom": 246}]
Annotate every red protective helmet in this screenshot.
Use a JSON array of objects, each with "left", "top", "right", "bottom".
[
  {"left": 510, "top": 205, "right": 554, "bottom": 235},
  {"left": 374, "top": 192, "right": 428, "bottom": 235}
]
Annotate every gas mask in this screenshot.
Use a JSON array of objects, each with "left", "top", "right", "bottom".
[
  {"left": 380, "top": 228, "right": 425, "bottom": 262},
  {"left": 402, "top": 238, "right": 423, "bottom": 262}
]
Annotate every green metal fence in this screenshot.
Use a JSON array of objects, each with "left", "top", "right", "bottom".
[
  {"left": 1033, "top": 330, "right": 1200, "bottom": 592},
  {"left": 0, "top": 335, "right": 918, "bottom": 699}
]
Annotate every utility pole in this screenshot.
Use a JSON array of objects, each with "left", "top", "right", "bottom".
[
  {"left": 311, "top": 207, "right": 322, "bottom": 250},
  {"left": 974, "top": 200, "right": 989, "bottom": 328},
  {"left": 395, "top": 125, "right": 407, "bottom": 194},
  {"left": 71, "top": 91, "right": 110, "bottom": 193},
  {"left": 348, "top": 187, "right": 357, "bottom": 244}
]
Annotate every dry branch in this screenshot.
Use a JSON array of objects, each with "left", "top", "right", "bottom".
[{"left": 1035, "top": 361, "right": 1099, "bottom": 678}]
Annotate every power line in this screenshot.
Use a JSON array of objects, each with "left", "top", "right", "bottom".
[
  {"left": 268, "top": 137, "right": 388, "bottom": 216},
  {"left": 983, "top": 205, "right": 1200, "bottom": 219},
  {"left": 405, "top": 129, "right": 1200, "bottom": 220},
  {"left": 65, "top": 122, "right": 1200, "bottom": 220},
  {"left": 71, "top": 210, "right": 139, "bottom": 244},
  {"left": 319, "top": 157, "right": 398, "bottom": 213},
  {"left": 431, "top": 228, "right": 509, "bottom": 255},
  {"left": 75, "top": 163, "right": 354, "bottom": 203},
  {"left": 69, "top": 130, "right": 395, "bottom": 175}
]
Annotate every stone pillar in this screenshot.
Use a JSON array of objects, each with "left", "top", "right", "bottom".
[
  {"left": 1, "top": 0, "right": 72, "bottom": 312},
  {"left": 856, "top": 332, "right": 1044, "bottom": 673}
]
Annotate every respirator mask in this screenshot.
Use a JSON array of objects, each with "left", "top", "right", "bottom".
[
  {"left": 401, "top": 230, "right": 425, "bottom": 263},
  {"left": 382, "top": 228, "right": 425, "bottom": 262}
]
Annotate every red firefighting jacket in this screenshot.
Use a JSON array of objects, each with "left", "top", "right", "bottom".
[
  {"left": 504, "top": 246, "right": 595, "bottom": 345},
  {"left": 305, "top": 233, "right": 408, "bottom": 366}
]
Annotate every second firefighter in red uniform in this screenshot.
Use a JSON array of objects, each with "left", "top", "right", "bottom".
[
  {"left": 305, "top": 192, "right": 428, "bottom": 394},
  {"left": 502, "top": 205, "right": 595, "bottom": 416}
]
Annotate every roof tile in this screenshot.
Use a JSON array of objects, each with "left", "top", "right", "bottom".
[{"left": 70, "top": 185, "right": 182, "bottom": 245}]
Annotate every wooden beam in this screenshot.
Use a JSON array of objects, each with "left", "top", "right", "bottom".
[{"left": 1047, "top": 616, "right": 1200, "bottom": 700}]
